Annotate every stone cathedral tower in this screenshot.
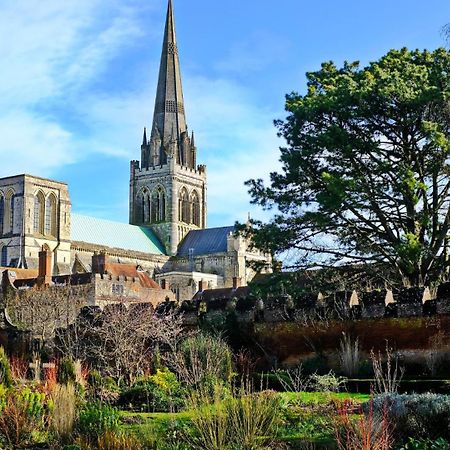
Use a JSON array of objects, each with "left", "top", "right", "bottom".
[{"left": 129, "top": 0, "right": 207, "bottom": 256}]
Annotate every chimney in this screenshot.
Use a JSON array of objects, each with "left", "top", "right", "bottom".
[
  {"left": 232, "top": 277, "right": 240, "bottom": 290},
  {"left": 38, "top": 246, "right": 52, "bottom": 286},
  {"left": 92, "top": 251, "right": 106, "bottom": 275},
  {"left": 198, "top": 280, "right": 203, "bottom": 292},
  {"left": 161, "top": 279, "right": 167, "bottom": 290}
]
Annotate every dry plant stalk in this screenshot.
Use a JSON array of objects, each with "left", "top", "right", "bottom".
[
  {"left": 227, "top": 383, "right": 280, "bottom": 450},
  {"left": 335, "top": 400, "right": 393, "bottom": 450},
  {"left": 9, "top": 356, "right": 28, "bottom": 382},
  {"left": 275, "top": 365, "right": 310, "bottom": 392},
  {"left": 185, "top": 384, "right": 229, "bottom": 450},
  {"left": 51, "top": 383, "right": 77, "bottom": 441},
  {"left": 370, "top": 344, "right": 404, "bottom": 395},
  {"left": 339, "top": 333, "right": 360, "bottom": 377},
  {"left": 425, "top": 331, "right": 447, "bottom": 376}
]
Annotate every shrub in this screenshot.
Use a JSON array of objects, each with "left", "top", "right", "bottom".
[
  {"left": 173, "top": 333, "right": 233, "bottom": 388},
  {"left": 0, "top": 387, "right": 48, "bottom": 448},
  {"left": 87, "top": 370, "right": 120, "bottom": 403},
  {"left": 335, "top": 398, "right": 392, "bottom": 450},
  {"left": 400, "top": 437, "right": 450, "bottom": 449},
  {"left": 78, "top": 402, "right": 120, "bottom": 440},
  {"left": 372, "top": 393, "right": 450, "bottom": 443},
  {"left": 0, "top": 347, "right": 12, "bottom": 388},
  {"left": 227, "top": 386, "right": 281, "bottom": 449},
  {"left": 301, "top": 354, "right": 329, "bottom": 375},
  {"left": 310, "top": 371, "right": 347, "bottom": 393},
  {"left": 58, "top": 356, "right": 77, "bottom": 385},
  {"left": 119, "top": 368, "right": 184, "bottom": 412},
  {"left": 185, "top": 383, "right": 231, "bottom": 450},
  {"left": 51, "top": 383, "right": 77, "bottom": 441},
  {"left": 184, "top": 382, "right": 281, "bottom": 450}
]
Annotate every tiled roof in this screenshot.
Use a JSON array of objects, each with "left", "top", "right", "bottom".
[
  {"left": 71, "top": 214, "right": 166, "bottom": 255},
  {"left": 104, "top": 263, "right": 161, "bottom": 289},
  {"left": 0, "top": 268, "right": 38, "bottom": 279},
  {"left": 178, "top": 226, "right": 235, "bottom": 257}
]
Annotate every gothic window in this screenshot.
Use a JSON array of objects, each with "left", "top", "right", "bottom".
[
  {"left": 160, "top": 190, "right": 166, "bottom": 221},
  {"left": 0, "top": 245, "right": 7, "bottom": 267},
  {"left": 151, "top": 189, "right": 159, "bottom": 223},
  {"left": 4, "top": 190, "right": 15, "bottom": 234},
  {"left": 178, "top": 187, "right": 190, "bottom": 224},
  {"left": 0, "top": 194, "right": 4, "bottom": 235},
  {"left": 141, "top": 189, "right": 151, "bottom": 223},
  {"left": 34, "top": 192, "right": 45, "bottom": 235},
  {"left": 150, "top": 187, "right": 166, "bottom": 222},
  {"left": 191, "top": 191, "right": 201, "bottom": 227},
  {"left": 45, "top": 194, "right": 57, "bottom": 237}
]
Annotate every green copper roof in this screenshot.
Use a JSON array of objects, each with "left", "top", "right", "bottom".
[{"left": 71, "top": 213, "right": 166, "bottom": 255}]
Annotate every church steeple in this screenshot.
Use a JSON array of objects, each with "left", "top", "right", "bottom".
[
  {"left": 150, "top": 0, "right": 187, "bottom": 164},
  {"left": 130, "top": 0, "right": 207, "bottom": 255}
]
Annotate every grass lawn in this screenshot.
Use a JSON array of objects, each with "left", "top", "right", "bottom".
[
  {"left": 279, "top": 391, "right": 370, "bottom": 405},
  {"left": 119, "top": 391, "right": 368, "bottom": 447}
]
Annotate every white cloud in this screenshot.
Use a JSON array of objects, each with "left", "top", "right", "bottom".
[
  {"left": 0, "top": 0, "right": 158, "bottom": 175},
  {"left": 0, "top": 0, "right": 283, "bottom": 228},
  {"left": 0, "top": 111, "right": 74, "bottom": 176}
]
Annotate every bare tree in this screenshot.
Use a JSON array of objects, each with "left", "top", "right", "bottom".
[
  {"left": 57, "top": 304, "right": 186, "bottom": 385},
  {"left": 6, "top": 285, "right": 88, "bottom": 345}
]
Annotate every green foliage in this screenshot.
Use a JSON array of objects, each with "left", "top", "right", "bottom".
[
  {"left": 0, "top": 347, "right": 12, "bottom": 388},
  {"left": 78, "top": 401, "right": 120, "bottom": 439},
  {"left": 87, "top": 370, "right": 120, "bottom": 403},
  {"left": 244, "top": 47, "right": 450, "bottom": 287},
  {"left": 119, "top": 368, "right": 185, "bottom": 413},
  {"left": 301, "top": 354, "right": 329, "bottom": 376},
  {"left": 175, "top": 333, "right": 233, "bottom": 388},
  {"left": 0, "top": 386, "right": 49, "bottom": 448},
  {"left": 400, "top": 437, "right": 450, "bottom": 450},
  {"left": 58, "top": 356, "right": 77, "bottom": 385},
  {"left": 310, "top": 371, "right": 347, "bottom": 393},
  {"left": 184, "top": 383, "right": 281, "bottom": 450}
]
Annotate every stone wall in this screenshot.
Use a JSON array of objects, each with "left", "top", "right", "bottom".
[{"left": 92, "top": 273, "right": 174, "bottom": 308}]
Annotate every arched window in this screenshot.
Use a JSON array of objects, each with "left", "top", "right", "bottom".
[
  {"left": 0, "top": 245, "right": 7, "bottom": 267},
  {"left": 178, "top": 188, "right": 190, "bottom": 223},
  {"left": 191, "top": 191, "right": 201, "bottom": 227},
  {"left": 150, "top": 187, "right": 166, "bottom": 223},
  {"left": 4, "top": 190, "right": 15, "bottom": 234},
  {"left": 142, "top": 189, "right": 151, "bottom": 223},
  {"left": 45, "top": 194, "right": 57, "bottom": 236},
  {"left": 160, "top": 189, "right": 166, "bottom": 222},
  {"left": 151, "top": 189, "right": 159, "bottom": 223},
  {"left": 0, "top": 194, "right": 4, "bottom": 236},
  {"left": 34, "top": 191, "right": 45, "bottom": 235}
]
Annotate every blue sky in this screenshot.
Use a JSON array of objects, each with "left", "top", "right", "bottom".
[{"left": 1, "top": 0, "right": 449, "bottom": 227}]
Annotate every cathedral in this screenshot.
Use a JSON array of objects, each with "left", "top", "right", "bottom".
[{"left": 0, "top": 0, "right": 271, "bottom": 305}]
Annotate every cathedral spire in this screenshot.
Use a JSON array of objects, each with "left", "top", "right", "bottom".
[
  {"left": 151, "top": 0, "right": 187, "bottom": 151},
  {"left": 142, "top": 127, "right": 147, "bottom": 146}
]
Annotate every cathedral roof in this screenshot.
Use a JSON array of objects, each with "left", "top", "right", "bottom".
[
  {"left": 177, "top": 226, "right": 235, "bottom": 257},
  {"left": 71, "top": 214, "right": 166, "bottom": 255}
]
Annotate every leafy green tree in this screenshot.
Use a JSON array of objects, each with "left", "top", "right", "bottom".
[{"left": 245, "top": 48, "right": 450, "bottom": 287}]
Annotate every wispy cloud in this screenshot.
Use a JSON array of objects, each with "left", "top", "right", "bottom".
[
  {"left": 0, "top": 0, "right": 157, "bottom": 176},
  {"left": 0, "top": 0, "right": 283, "bottom": 228}
]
